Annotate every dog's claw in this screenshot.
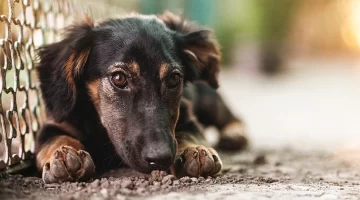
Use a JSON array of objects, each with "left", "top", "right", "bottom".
[
  {"left": 42, "top": 146, "right": 95, "bottom": 184},
  {"left": 43, "top": 163, "right": 58, "bottom": 184},
  {"left": 78, "top": 150, "right": 96, "bottom": 181},
  {"left": 174, "top": 145, "right": 222, "bottom": 178}
]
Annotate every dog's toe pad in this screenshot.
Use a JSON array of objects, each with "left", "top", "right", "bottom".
[
  {"left": 175, "top": 145, "right": 222, "bottom": 178},
  {"left": 42, "top": 146, "right": 95, "bottom": 184}
]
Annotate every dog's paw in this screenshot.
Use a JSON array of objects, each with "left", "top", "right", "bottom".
[
  {"left": 174, "top": 145, "right": 222, "bottom": 177},
  {"left": 42, "top": 146, "right": 95, "bottom": 184},
  {"left": 218, "top": 121, "right": 248, "bottom": 151}
]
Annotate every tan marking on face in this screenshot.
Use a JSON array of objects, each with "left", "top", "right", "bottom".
[
  {"left": 36, "top": 135, "right": 84, "bottom": 170},
  {"left": 74, "top": 48, "right": 91, "bottom": 77},
  {"left": 64, "top": 48, "right": 91, "bottom": 99},
  {"left": 86, "top": 80, "right": 100, "bottom": 107},
  {"left": 62, "top": 14, "right": 92, "bottom": 91},
  {"left": 64, "top": 53, "right": 76, "bottom": 93},
  {"left": 128, "top": 61, "right": 140, "bottom": 76},
  {"left": 159, "top": 63, "right": 169, "bottom": 80}
]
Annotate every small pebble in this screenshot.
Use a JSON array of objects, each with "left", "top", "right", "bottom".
[
  {"left": 121, "top": 179, "right": 133, "bottom": 189},
  {"left": 172, "top": 180, "right": 180, "bottom": 186},
  {"left": 89, "top": 195, "right": 104, "bottom": 200},
  {"left": 71, "top": 192, "right": 81, "bottom": 199},
  {"left": 204, "top": 178, "right": 212, "bottom": 183},
  {"left": 190, "top": 177, "right": 198, "bottom": 183},
  {"left": 44, "top": 184, "right": 61, "bottom": 189},
  {"left": 136, "top": 187, "right": 146, "bottom": 194},
  {"left": 151, "top": 170, "right": 168, "bottom": 182},
  {"left": 140, "top": 181, "right": 150, "bottom": 187},
  {"left": 150, "top": 186, "right": 160, "bottom": 191},
  {"left": 254, "top": 155, "right": 267, "bottom": 165},
  {"left": 90, "top": 179, "right": 100, "bottom": 188},
  {"left": 153, "top": 181, "right": 161, "bottom": 187},
  {"left": 116, "top": 194, "right": 127, "bottom": 200},
  {"left": 198, "top": 177, "right": 205, "bottom": 182},
  {"left": 179, "top": 176, "right": 191, "bottom": 183},
  {"left": 162, "top": 175, "right": 175, "bottom": 185},
  {"left": 23, "top": 177, "right": 40, "bottom": 183},
  {"left": 101, "top": 181, "right": 110, "bottom": 188},
  {"left": 119, "top": 188, "right": 132, "bottom": 195},
  {"left": 100, "top": 188, "right": 108, "bottom": 198}
]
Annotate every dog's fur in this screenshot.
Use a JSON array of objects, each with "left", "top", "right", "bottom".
[{"left": 35, "top": 12, "right": 247, "bottom": 183}]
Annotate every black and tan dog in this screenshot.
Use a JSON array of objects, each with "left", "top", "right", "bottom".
[{"left": 35, "top": 12, "right": 247, "bottom": 183}]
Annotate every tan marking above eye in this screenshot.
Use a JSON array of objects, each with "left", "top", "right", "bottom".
[
  {"left": 128, "top": 61, "right": 140, "bottom": 76},
  {"left": 159, "top": 63, "right": 169, "bottom": 80}
]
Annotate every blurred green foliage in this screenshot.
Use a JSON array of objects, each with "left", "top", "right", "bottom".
[
  {"left": 255, "top": 0, "right": 299, "bottom": 43},
  {"left": 139, "top": 0, "right": 299, "bottom": 65}
]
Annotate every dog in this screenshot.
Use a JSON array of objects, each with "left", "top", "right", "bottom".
[{"left": 35, "top": 12, "right": 248, "bottom": 183}]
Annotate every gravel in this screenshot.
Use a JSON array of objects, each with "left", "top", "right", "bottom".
[{"left": 1, "top": 148, "right": 360, "bottom": 199}]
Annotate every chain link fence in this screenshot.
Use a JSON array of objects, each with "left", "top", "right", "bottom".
[
  {"left": 0, "top": 0, "right": 75, "bottom": 174},
  {"left": 0, "top": 0, "right": 136, "bottom": 175}
]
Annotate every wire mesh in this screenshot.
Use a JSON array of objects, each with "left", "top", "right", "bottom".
[
  {"left": 0, "top": 0, "right": 75, "bottom": 173},
  {"left": 0, "top": 0, "right": 134, "bottom": 174}
]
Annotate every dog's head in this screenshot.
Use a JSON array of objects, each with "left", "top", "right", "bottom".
[{"left": 37, "top": 12, "right": 220, "bottom": 172}]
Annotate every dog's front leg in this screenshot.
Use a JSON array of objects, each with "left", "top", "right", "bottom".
[
  {"left": 35, "top": 123, "right": 95, "bottom": 183},
  {"left": 171, "top": 99, "right": 223, "bottom": 178}
]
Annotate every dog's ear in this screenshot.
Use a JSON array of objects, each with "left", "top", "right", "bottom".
[
  {"left": 158, "top": 11, "right": 221, "bottom": 89},
  {"left": 37, "top": 17, "right": 94, "bottom": 122}
]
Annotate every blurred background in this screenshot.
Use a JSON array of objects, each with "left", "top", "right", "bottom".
[{"left": 2, "top": 0, "right": 360, "bottom": 164}]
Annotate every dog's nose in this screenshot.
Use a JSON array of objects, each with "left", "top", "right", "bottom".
[{"left": 144, "top": 150, "right": 173, "bottom": 169}]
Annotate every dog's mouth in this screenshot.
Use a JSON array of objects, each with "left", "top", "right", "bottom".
[{"left": 119, "top": 152, "right": 173, "bottom": 173}]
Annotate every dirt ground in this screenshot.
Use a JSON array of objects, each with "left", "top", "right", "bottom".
[
  {"left": 2, "top": 60, "right": 360, "bottom": 199},
  {"left": 1, "top": 149, "right": 360, "bottom": 200}
]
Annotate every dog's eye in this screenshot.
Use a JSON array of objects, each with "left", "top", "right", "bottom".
[
  {"left": 111, "top": 72, "right": 128, "bottom": 88},
  {"left": 167, "top": 73, "right": 181, "bottom": 89}
]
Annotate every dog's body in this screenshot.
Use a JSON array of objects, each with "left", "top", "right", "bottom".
[{"left": 35, "top": 12, "right": 247, "bottom": 183}]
